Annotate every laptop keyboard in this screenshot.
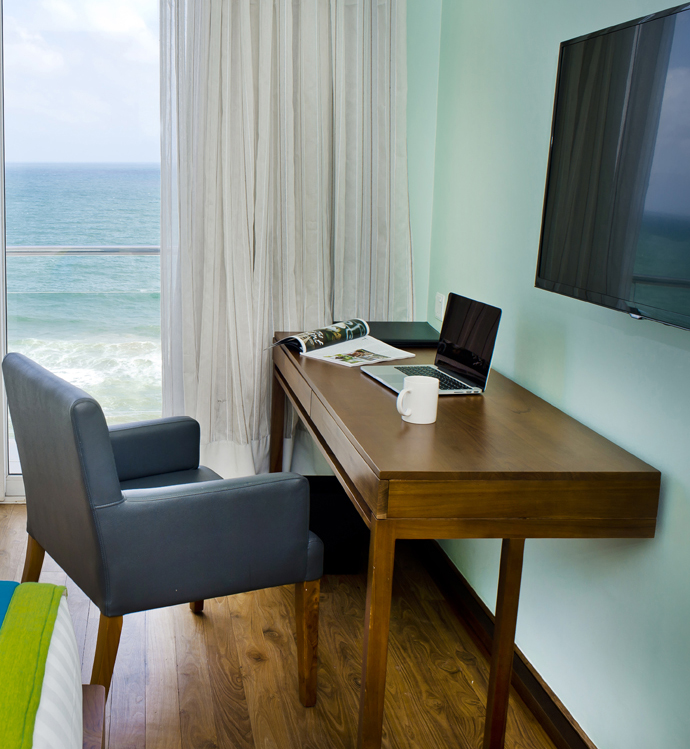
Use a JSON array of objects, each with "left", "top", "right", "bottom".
[{"left": 394, "top": 365, "right": 472, "bottom": 391}]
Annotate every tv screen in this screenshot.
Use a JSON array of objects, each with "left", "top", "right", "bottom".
[{"left": 536, "top": 4, "right": 690, "bottom": 330}]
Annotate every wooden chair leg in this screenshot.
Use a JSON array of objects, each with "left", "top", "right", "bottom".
[
  {"left": 90, "top": 613, "right": 123, "bottom": 699},
  {"left": 295, "top": 579, "right": 320, "bottom": 707},
  {"left": 21, "top": 535, "right": 45, "bottom": 583},
  {"left": 189, "top": 600, "right": 204, "bottom": 613}
]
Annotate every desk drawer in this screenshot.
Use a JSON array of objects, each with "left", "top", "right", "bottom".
[
  {"left": 387, "top": 478, "right": 660, "bottom": 520},
  {"left": 310, "top": 395, "right": 386, "bottom": 515},
  {"left": 274, "top": 345, "right": 312, "bottom": 416}
]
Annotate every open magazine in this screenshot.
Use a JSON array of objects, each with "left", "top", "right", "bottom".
[{"left": 274, "top": 319, "right": 414, "bottom": 367}]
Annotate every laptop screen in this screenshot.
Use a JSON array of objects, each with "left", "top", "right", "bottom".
[{"left": 435, "top": 293, "right": 502, "bottom": 389}]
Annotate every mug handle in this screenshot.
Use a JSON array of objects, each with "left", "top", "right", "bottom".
[{"left": 396, "top": 388, "right": 412, "bottom": 417}]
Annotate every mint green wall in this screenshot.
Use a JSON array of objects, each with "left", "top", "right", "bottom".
[
  {"left": 413, "top": 1, "right": 690, "bottom": 747},
  {"left": 406, "top": 0, "right": 442, "bottom": 320}
]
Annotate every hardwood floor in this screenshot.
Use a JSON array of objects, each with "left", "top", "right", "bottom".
[{"left": 0, "top": 504, "right": 555, "bottom": 749}]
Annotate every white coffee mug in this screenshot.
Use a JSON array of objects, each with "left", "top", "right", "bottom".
[{"left": 396, "top": 375, "right": 439, "bottom": 424}]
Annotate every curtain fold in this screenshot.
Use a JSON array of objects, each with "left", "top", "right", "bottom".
[
  {"left": 332, "top": 0, "right": 413, "bottom": 320},
  {"left": 161, "top": 0, "right": 412, "bottom": 476}
]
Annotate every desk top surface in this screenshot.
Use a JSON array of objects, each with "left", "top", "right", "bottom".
[{"left": 275, "top": 342, "right": 658, "bottom": 482}]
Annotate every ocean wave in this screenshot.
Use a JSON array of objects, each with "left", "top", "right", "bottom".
[{"left": 9, "top": 338, "right": 162, "bottom": 423}]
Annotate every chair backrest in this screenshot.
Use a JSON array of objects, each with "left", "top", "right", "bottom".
[{"left": 2, "top": 353, "right": 122, "bottom": 607}]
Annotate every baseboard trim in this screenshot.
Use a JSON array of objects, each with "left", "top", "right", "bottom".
[{"left": 415, "top": 540, "right": 598, "bottom": 749}]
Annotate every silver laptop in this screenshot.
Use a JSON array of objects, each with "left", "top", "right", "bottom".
[{"left": 361, "top": 293, "right": 502, "bottom": 395}]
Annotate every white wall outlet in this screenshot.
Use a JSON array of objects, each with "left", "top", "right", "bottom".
[{"left": 434, "top": 292, "right": 446, "bottom": 321}]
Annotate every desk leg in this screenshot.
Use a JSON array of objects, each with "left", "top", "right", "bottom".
[
  {"left": 483, "top": 538, "right": 525, "bottom": 749},
  {"left": 357, "top": 518, "right": 396, "bottom": 749},
  {"left": 270, "top": 371, "right": 285, "bottom": 473}
]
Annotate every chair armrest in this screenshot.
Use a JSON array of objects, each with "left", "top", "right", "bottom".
[
  {"left": 95, "top": 473, "right": 322, "bottom": 617},
  {"left": 108, "top": 416, "right": 200, "bottom": 481}
]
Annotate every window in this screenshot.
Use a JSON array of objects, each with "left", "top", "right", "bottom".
[{"left": 2, "top": 0, "right": 160, "bottom": 487}]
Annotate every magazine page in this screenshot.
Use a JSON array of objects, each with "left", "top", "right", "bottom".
[
  {"left": 274, "top": 319, "right": 369, "bottom": 353},
  {"left": 302, "top": 336, "right": 415, "bottom": 367}
]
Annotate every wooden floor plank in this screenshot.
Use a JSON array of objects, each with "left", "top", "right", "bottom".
[
  {"left": 400, "top": 542, "right": 572, "bottom": 747},
  {"left": 384, "top": 588, "right": 481, "bottom": 748},
  {"left": 270, "top": 585, "right": 330, "bottom": 749},
  {"left": 395, "top": 546, "right": 493, "bottom": 702},
  {"left": 146, "top": 606, "right": 182, "bottom": 749},
  {"left": 0, "top": 505, "right": 18, "bottom": 581},
  {"left": 108, "top": 610, "right": 147, "bottom": 749},
  {"left": 173, "top": 603, "right": 220, "bottom": 749},
  {"left": 227, "top": 585, "right": 320, "bottom": 749},
  {"left": 201, "top": 596, "right": 254, "bottom": 749},
  {"left": 305, "top": 574, "right": 364, "bottom": 749},
  {"left": 0, "top": 504, "right": 13, "bottom": 553},
  {"left": 1, "top": 506, "right": 28, "bottom": 581}
]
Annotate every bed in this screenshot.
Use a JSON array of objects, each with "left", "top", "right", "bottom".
[{"left": 0, "top": 581, "right": 105, "bottom": 749}]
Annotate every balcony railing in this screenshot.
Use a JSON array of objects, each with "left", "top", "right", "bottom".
[
  {"left": 6, "top": 245, "right": 162, "bottom": 477},
  {"left": 6, "top": 245, "right": 160, "bottom": 255}
]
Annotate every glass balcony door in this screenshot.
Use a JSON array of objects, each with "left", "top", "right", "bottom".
[
  {"left": 6, "top": 240, "right": 162, "bottom": 476},
  {"left": 1, "top": 1, "right": 161, "bottom": 497}
]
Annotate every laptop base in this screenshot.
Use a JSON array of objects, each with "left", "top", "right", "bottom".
[{"left": 361, "top": 365, "right": 482, "bottom": 395}]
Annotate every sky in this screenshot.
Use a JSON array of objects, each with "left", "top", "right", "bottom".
[{"left": 3, "top": 0, "right": 159, "bottom": 163}]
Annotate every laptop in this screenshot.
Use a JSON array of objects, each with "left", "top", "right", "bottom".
[{"left": 361, "top": 293, "right": 502, "bottom": 395}]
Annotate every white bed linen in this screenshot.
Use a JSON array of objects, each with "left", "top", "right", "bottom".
[{"left": 32, "top": 595, "right": 83, "bottom": 749}]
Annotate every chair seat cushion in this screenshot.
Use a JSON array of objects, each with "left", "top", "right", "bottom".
[{"left": 119, "top": 466, "right": 222, "bottom": 491}]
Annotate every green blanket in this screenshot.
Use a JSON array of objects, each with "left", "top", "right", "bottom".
[{"left": 0, "top": 583, "right": 66, "bottom": 749}]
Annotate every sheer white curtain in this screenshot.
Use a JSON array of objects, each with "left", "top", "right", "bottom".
[
  {"left": 332, "top": 0, "right": 412, "bottom": 320},
  {"left": 161, "top": 0, "right": 412, "bottom": 477}
]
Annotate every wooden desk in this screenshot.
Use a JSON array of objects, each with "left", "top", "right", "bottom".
[{"left": 269, "top": 343, "right": 660, "bottom": 749}]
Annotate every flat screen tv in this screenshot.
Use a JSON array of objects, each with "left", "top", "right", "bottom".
[{"left": 536, "top": 3, "right": 690, "bottom": 330}]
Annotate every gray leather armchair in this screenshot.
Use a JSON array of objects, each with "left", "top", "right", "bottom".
[{"left": 3, "top": 352, "right": 323, "bottom": 705}]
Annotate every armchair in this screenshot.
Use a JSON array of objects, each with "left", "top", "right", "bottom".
[{"left": 2, "top": 352, "right": 323, "bottom": 706}]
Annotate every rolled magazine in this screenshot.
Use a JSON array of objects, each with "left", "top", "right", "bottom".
[{"left": 275, "top": 319, "right": 414, "bottom": 367}]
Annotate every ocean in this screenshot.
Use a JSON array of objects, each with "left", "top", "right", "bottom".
[{"left": 6, "top": 163, "right": 161, "bottom": 426}]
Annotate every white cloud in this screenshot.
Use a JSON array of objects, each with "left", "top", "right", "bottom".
[
  {"left": 52, "top": 0, "right": 159, "bottom": 64},
  {"left": 39, "top": 0, "right": 158, "bottom": 34},
  {"left": 3, "top": 19, "right": 65, "bottom": 75},
  {"left": 2, "top": 0, "right": 159, "bottom": 162},
  {"left": 86, "top": 3, "right": 150, "bottom": 35},
  {"left": 38, "top": 0, "right": 80, "bottom": 28},
  {"left": 19, "top": 0, "right": 159, "bottom": 63}
]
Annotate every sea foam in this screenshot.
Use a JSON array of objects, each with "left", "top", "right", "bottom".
[
  {"left": 6, "top": 164, "right": 162, "bottom": 428},
  {"left": 10, "top": 338, "right": 162, "bottom": 424}
]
